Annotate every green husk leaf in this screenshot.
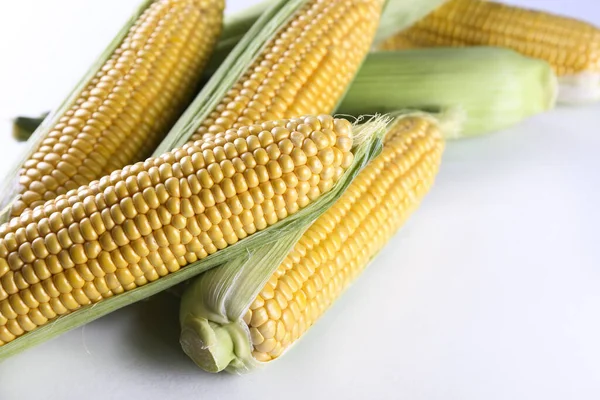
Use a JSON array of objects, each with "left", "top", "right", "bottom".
[
  {"left": 374, "top": 0, "right": 448, "bottom": 45},
  {"left": 178, "top": 111, "right": 457, "bottom": 374},
  {"left": 338, "top": 47, "right": 558, "bottom": 138},
  {"left": 0, "top": 0, "right": 156, "bottom": 224}
]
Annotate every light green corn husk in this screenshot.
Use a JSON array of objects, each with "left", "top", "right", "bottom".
[
  {"left": 373, "top": 0, "right": 448, "bottom": 44},
  {"left": 338, "top": 47, "right": 558, "bottom": 138},
  {"left": 0, "top": 0, "right": 387, "bottom": 360},
  {"left": 178, "top": 111, "right": 455, "bottom": 374}
]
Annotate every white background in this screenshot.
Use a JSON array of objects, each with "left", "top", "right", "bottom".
[{"left": 1, "top": 1, "right": 599, "bottom": 399}]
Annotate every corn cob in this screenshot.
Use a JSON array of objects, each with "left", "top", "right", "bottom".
[
  {"left": 379, "top": 0, "right": 600, "bottom": 104},
  {"left": 186, "top": 0, "right": 385, "bottom": 144},
  {"left": 179, "top": 114, "right": 445, "bottom": 373},
  {"left": 1, "top": 0, "right": 225, "bottom": 220},
  {"left": 0, "top": 115, "right": 361, "bottom": 346}
]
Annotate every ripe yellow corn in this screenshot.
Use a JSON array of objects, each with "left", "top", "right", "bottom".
[
  {"left": 379, "top": 0, "right": 600, "bottom": 103},
  {"left": 187, "top": 0, "right": 386, "bottom": 144},
  {"left": 180, "top": 115, "right": 445, "bottom": 373},
  {"left": 8, "top": 0, "right": 225, "bottom": 217},
  {"left": 0, "top": 115, "right": 356, "bottom": 346}
]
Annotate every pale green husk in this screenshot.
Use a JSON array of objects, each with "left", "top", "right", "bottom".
[
  {"left": 0, "top": 0, "right": 386, "bottom": 360},
  {"left": 178, "top": 111, "right": 456, "bottom": 374},
  {"left": 374, "top": 0, "right": 448, "bottom": 44},
  {"left": 339, "top": 47, "right": 558, "bottom": 137}
]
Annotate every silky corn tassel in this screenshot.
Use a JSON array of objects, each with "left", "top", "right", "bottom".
[
  {"left": 0, "top": 115, "right": 355, "bottom": 345},
  {"left": 12, "top": 0, "right": 225, "bottom": 217},
  {"left": 188, "top": 0, "right": 385, "bottom": 143},
  {"left": 243, "top": 117, "right": 444, "bottom": 362},
  {"left": 379, "top": 0, "right": 600, "bottom": 78}
]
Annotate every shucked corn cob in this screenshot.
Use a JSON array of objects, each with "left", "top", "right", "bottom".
[
  {"left": 0, "top": 0, "right": 389, "bottom": 357},
  {"left": 379, "top": 0, "right": 600, "bottom": 104},
  {"left": 0, "top": 115, "right": 357, "bottom": 346},
  {"left": 180, "top": 114, "right": 445, "bottom": 373},
  {"left": 186, "top": 0, "right": 385, "bottom": 144},
  {"left": 2, "top": 0, "right": 225, "bottom": 219}
]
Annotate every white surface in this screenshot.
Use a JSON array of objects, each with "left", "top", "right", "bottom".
[{"left": 0, "top": 0, "right": 599, "bottom": 399}]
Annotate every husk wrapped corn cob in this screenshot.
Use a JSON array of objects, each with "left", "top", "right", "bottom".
[
  {"left": 338, "top": 48, "right": 557, "bottom": 137},
  {"left": 0, "top": 115, "right": 363, "bottom": 347},
  {"left": 1, "top": 0, "right": 226, "bottom": 221},
  {"left": 179, "top": 113, "right": 446, "bottom": 373},
  {"left": 379, "top": 0, "right": 600, "bottom": 104}
]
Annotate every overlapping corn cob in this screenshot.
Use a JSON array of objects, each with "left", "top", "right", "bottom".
[
  {"left": 379, "top": 0, "right": 600, "bottom": 104},
  {"left": 0, "top": 115, "right": 357, "bottom": 346},
  {"left": 187, "top": 0, "right": 385, "bottom": 144},
  {"left": 180, "top": 114, "right": 445, "bottom": 373},
  {"left": 3, "top": 0, "right": 225, "bottom": 219}
]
